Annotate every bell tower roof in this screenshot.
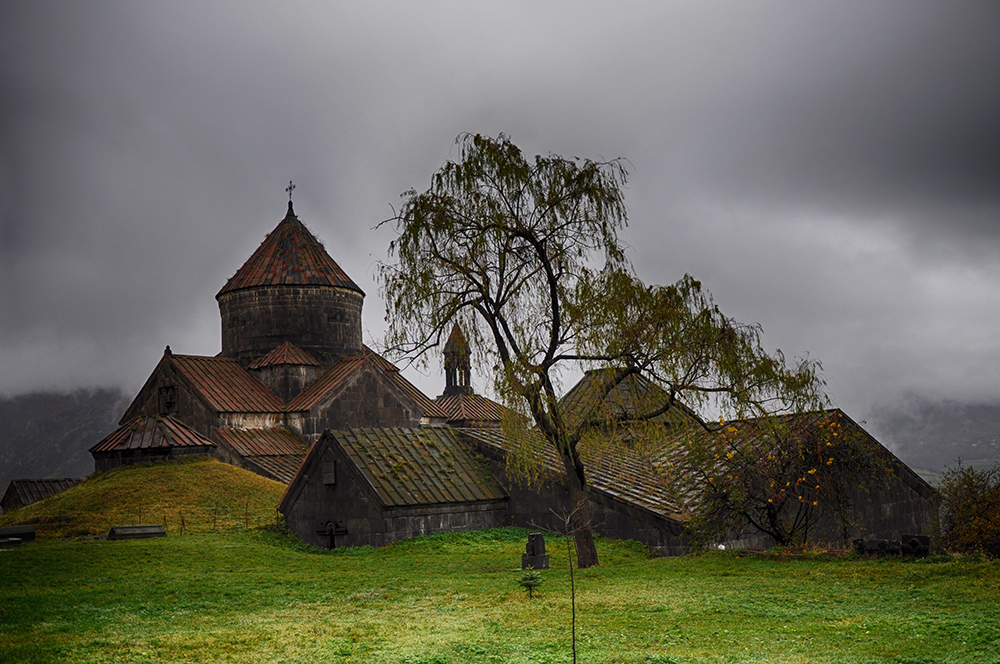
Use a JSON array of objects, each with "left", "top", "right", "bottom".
[{"left": 216, "top": 201, "right": 364, "bottom": 298}]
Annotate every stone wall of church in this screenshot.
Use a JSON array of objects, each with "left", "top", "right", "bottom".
[
  {"left": 122, "top": 362, "right": 219, "bottom": 439},
  {"left": 295, "top": 367, "right": 424, "bottom": 443},
  {"left": 218, "top": 285, "right": 363, "bottom": 366},
  {"left": 845, "top": 462, "right": 938, "bottom": 543}
]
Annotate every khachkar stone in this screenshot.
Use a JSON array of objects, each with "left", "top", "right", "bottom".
[
  {"left": 217, "top": 201, "right": 365, "bottom": 366},
  {"left": 522, "top": 532, "right": 550, "bottom": 569}
]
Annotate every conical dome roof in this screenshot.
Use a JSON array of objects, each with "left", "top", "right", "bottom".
[{"left": 217, "top": 202, "right": 363, "bottom": 298}]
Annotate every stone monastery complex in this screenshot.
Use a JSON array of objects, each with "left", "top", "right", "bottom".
[{"left": 86, "top": 201, "right": 937, "bottom": 553}]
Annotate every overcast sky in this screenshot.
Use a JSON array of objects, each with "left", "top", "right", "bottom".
[{"left": 2, "top": 1, "right": 999, "bottom": 428}]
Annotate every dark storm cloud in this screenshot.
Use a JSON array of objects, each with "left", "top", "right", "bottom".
[{"left": 1, "top": 1, "right": 998, "bottom": 425}]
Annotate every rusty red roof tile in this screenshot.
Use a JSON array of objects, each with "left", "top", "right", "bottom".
[
  {"left": 248, "top": 341, "right": 320, "bottom": 369},
  {"left": 243, "top": 455, "right": 304, "bottom": 485},
  {"left": 214, "top": 428, "right": 307, "bottom": 484},
  {"left": 170, "top": 354, "right": 285, "bottom": 413},
  {"left": 215, "top": 427, "right": 307, "bottom": 457},
  {"left": 216, "top": 203, "right": 363, "bottom": 297},
  {"left": 435, "top": 393, "right": 512, "bottom": 427},
  {"left": 89, "top": 416, "right": 217, "bottom": 453},
  {"left": 330, "top": 427, "right": 506, "bottom": 507}
]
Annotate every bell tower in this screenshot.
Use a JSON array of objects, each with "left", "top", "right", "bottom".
[{"left": 442, "top": 324, "right": 473, "bottom": 396}]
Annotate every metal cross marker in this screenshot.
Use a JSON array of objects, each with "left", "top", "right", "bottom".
[{"left": 286, "top": 180, "right": 296, "bottom": 201}]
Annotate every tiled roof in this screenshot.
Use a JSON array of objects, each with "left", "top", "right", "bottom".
[
  {"left": 435, "top": 393, "right": 511, "bottom": 427},
  {"left": 287, "top": 347, "right": 450, "bottom": 419},
  {"left": 458, "top": 427, "right": 686, "bottom": 521},
  {"left": 217, "top": 203, "right": 362, "bottom": 297},
  {"left": 215, "top": 427, "right": 307, "bottom": 457},
  {"left": 90, "top": 416, "right": 216, "bottom": 453},
  {"left": 1, "top": 478, "right": 83, "bottom": 510},
  {"left": 249, "top": 341, "right": 320, "bottom": 369},
  {"left": 214, "top": 428, "right": 307, "bottom": 484},
  {"left": 559, "top": 369, "right": 698, "bottom": 431},
  {"left": 243, "top": 455, "right": 304, "bottom": 485},
  {"left": 331, "top": 427, "right": 506, "bottom": 507},
  {"left": 170, "top": 354, "right": 285, "bottom": 413}
]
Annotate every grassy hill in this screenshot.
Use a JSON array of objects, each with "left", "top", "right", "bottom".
[{"left": 0, "top": 456, "right": 286, "bottom": 538}]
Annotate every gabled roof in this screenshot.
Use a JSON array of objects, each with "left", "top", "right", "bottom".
[
  {"left": 458, "top": 427, "right": 686, "bottom": 521},
  {"left": 90, "top": 416, "right": 216, "bottom": 453},
  {"left": 1, "top": 478, "right": 83, "bottom": 511},
  {"left": 170, "top": 354, "right": 285, "bottom": 413},
  {"left": 215, "top": 427, "right": 306, "bottom": 457},
  {"left": 287, "top": 347, "right": 450, "bottom": 419},
  {"left": 559, "top": 369, "right": 699, "bottom": 431},
  {"left": 435, "top": 393, "right": 512, "bottom": 428},
  {"left": 248, "top": 341, "right": 320, "bottom": 369},
  {"left": 326, "top": 427, "right": 506, "bottom": 508},
  {"left": 217, "top": 202, "right": 363, "bottom": 297},
  {"left": 214, "top": 427, "right": 307, "bottom": 484}
]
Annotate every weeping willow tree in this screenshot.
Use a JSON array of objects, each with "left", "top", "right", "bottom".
[{"left": 379, "top": 133, "right": 826, "bottom": 567}]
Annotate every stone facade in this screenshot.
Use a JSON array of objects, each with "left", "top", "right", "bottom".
[{"left": 290, "top": 363, "right": 427, "bottom": 445}]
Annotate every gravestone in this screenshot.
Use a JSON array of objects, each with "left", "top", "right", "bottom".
[
  {"left": 522, "top": 532, "right": 550, "bottom": 569},
  {"left": 0, "top": 525, "right": 36, "bottom": 542},
  {"left": 901, "top": 534, "right": 932, "bottom": 557},
  {"left": 853, "top": 534, "right": 931, "bottom": 558},
  {"left": 107, "top": 525, "right": 167, "bottom": 540}
]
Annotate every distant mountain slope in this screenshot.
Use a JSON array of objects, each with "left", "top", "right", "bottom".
[
  {"left": 867, "top": 397, "right": 1000, "bottom": 472},
  {"left": 0, "top": 389, "right": 129, "bottom": 494},
  {"left": 0, "top": 456, "right": 286, "bottom": 538}
]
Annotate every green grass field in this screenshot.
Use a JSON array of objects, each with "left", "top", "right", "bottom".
[
  {"left": 1, "top": 458, "right": 996, "bottom": 663},
  {"left": 1, "top": 527, "right": 997, "bottom": 664}
]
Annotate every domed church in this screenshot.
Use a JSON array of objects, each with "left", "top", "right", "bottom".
[{"left": 91, "top": 200, "right": 450, "bottom": 483}]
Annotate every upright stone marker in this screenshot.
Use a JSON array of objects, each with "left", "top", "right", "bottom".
[{"left": 522, "top": 532, "right": 550, "bottom": 569}]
